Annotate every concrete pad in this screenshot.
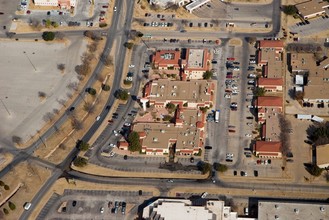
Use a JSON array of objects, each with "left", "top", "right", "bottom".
[{"left": 0, "top": 38, "right": 87, "bottom": 144}]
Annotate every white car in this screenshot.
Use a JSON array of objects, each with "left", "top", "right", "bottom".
[
  {"left": 167, "top": 179, "right": 174, "bottom": 183},
  {"left": 114, "top": 6, "right": 117, "bottom": 11},
  {"left": 24, "top": 202, "right": 32, "bottom": 211},
  {"left": 245, "top": 134, "right": 252, "bottom": 138},
  {"left": 226, "top": 153, "right": 234, "bottom": 158},
  {"left": 201, "top": 192, "right": 208, "bottom": 199},
  {"left": 113, "top": 130, "right": 119, "bottom": 136},
  {"left": 110, "top": 152, "right": 115, "bottom": 157},
  {"left": 96, "top": 116, "right": 101, "bottom": 121},
  {"left": 230, "top": 103, "right": 238, "bottom": 108},
  {"left": 129, "top": 64, "right": 135, "bottom": 68},
  {"left": 100, "top": 207, "right": 104, "bottom": 213}
]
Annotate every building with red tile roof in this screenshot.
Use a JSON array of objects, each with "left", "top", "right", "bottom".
[
  {"left": 143, "top": 79, "right": 216, "bottom": 108},
  {"left": 152, "top": 49, "right": 181, "bottom": 70},
  {"left": 256, "top": 96, "right": 283, "bottom": 108},
  {"left": 258, "top": 78, "right": 283, "bottom": 92},
  {"left": 131, "top": 108, "right": 205, "bottom": 156},
  {"left": 254, "top": 141, "right": 282, "bottom": 158}
]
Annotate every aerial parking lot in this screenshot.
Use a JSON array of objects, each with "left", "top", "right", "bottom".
[{"left": 0, "top": 38, "right": 86, "bottom": 144}]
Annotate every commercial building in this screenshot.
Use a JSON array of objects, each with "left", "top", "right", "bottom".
[
  {"left": 256, "top": 96, "right": 283, "bottom": 122},
  {"left": 289, "top": 52, "right": 329, "bottom": 103},
  {"left": 143, "top": 79, "right": 216, "bottom": 108},
  {"left": 295, "top": 0, "right": 329, "bottom": 20},
  {"left": 182, "top": 48, "right": 210, "bottom": 80},
  {"left": 152, "top": 49, "right": 181, "bottom": 70},
  {"left": 132, "top": 108, "right": 205, "bottom": 156},
  {"left": 185, "top": 0, "right": 211, "bottom": 13},
  {"left": 314, "top": 144, "right": 329, "bottom": 168},
  {"left": 257, "top": 78, "right": 283, "bottom": 92},
  {"left": 149, "top": 0, "right": 189, "bottom": 8},
  {"left": 254, "top": 141, "right": 282, "bottom": 158},
  {"left": 142, "top": 198, "right": 252, "bottom": 220},
  {"left": 258, "top": 200, "right": 329, "bottom": 219},
  {"left": 33, "top": 0, "right": 76, "bottom": 8},
  {"left": 257, "top": 40, "right": 284, "bottom": 78}
]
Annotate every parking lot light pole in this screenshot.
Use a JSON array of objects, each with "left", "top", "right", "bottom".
[
  {"left": 23, "top": 51, "right": 37, "bottom": 72},
  {"left": 0, "top": 98, "right": 11, "bottom": 116}
]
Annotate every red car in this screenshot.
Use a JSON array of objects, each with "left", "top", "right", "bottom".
[
  {"left": 26, "top": 10, "right": 31, "bottom": 14},
  {"left": 227, "top": 57, "right": 235, "bottom": 61}
]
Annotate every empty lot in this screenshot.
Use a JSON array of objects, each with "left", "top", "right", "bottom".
[{"left": 0, "top": 38, "right": 86, "bottom": 145}]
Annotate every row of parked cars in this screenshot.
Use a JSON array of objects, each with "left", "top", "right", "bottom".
[{"left": 109, "top": 201, "right": 126, "bottom": 215}]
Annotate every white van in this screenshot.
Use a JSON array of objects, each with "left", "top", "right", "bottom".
[{"left": 24, "top": 202, "right": 32, "bottom": 211}]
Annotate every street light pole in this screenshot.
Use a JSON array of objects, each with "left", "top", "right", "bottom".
[
  {"left": 23, "top": 51, "right": 37, "bottom": 72},
  {"left": 0, "top": 98, "right": 11, "bottom": 116}
]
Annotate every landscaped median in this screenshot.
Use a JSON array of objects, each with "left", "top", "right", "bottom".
[{"left": 71, "top": 161, "right": 209, "bottom": 179}]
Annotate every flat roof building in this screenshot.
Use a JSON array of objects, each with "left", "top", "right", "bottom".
[
  {"left": 33, "top": 0, "right": 76, "bottom": 8},
  {"left": 132, "top": 108, "right": 205, "bottom": 156},
  {"left": 143, "top": 79, "right": 216, "bottom": 108},
  {"left": 315, "top": 144, "right": 329, "bottom": 168},
  {"left": 258, "top": 78, "right": 283, "bottom": 92},
  {"left": 257, "top": 40, "right": 284, "bottom": 78},
  {"left": 142, "top": 198, "right": 251, "bottom": 220},
  {"left": 258, "top": 200, "right": 329, "bottom": 219},
  {"left": 296, "top": 0, "right": 329, "bottom": 20},
  {"left": 149, "top": 0, "right": 189, "bottom": 8},
  {"left": 185, "top": 0, "right": 211, "bottom": 13},
  {"left": 289, "top": 52, "right": 329, "bottom": 103},
  {"left": 183, "top": 48, "right": 210, "bottom": 79}
]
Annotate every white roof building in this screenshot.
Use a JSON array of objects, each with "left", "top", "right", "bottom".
[
  {"left": 142, "top": 198, "right": 255, "bottom": 220},
  {"left": 185, "top": 0, "right": 211, "bottom": 13},
  {"left": 149, "top": 0, "right": 189, "bottom": 8},
  {"left": 295, "top": 74, "right": 304, "bottom": 85}
]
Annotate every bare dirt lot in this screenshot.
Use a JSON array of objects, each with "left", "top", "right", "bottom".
[{"left": 0, "top": 38, "right": 87, "bottom": 147}]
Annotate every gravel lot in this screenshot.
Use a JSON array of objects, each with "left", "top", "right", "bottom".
[{"left": 0, "top": 38, "right": 87, "bottom": 144}]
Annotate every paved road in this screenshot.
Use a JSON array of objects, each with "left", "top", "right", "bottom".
[{"left": 17, "top": 0, "right": 135, "bottom": 219}]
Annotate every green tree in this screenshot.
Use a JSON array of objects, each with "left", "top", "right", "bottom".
[
  {"left": 123, "top": 80, "right": 133, "bottom": 85},
  {"left": 166, "top": 102, "right": 176, "bottom": 113},
  {"left": 99, "top": 23, "right": 107, "bottom": 28},
  {"left": 283, "top": 5, "right": 298, "bottom": 15},
  {"left": 124, "top": 42, "right": 134, "bottom": 49},
  {"left": 199, "top": 106, "right": 209, "bottom": 113},
  {"left": 183, "top": 102, "right": 188, "bottom": 107},
  {"left": 162, "top": 115, "right": 172, "bottom": 121},
  {"left": 136, "top": 31, "right": 144, "bottom": 37},
  {"left": 73, "top": 156, "right": 88, "bottom": 167},
  {"left": 0, "top": 181, "right": 5, "bottom": 186},
  {"left": 213, "top": 162, "right": 228, "bottom": 172},
  {"left": 87, "top": 88, "right": 97, "bottom": 96},
  {"left": 198, "top": 162, "right": 211, "bottom": 174},
  {"left": 254, "top": 87, "right": 266, "bottom": 97},
  {"left": 4, "top": 185, "right": 10, "bottom": 190},
  {"left": 307, "top": 164, "right": 323, "bottom": 177},
  {"left": 45, "top": 19, "right": 51, "bottom": 28},
  {"left": 116, "top": 90, "right": 129, "bottom": 101},
  {"left": 8, "top": 202, "right": 16, "bottom": 211},
  {"left": 42, "top": 31, "right": 55, "bottom": 41},
  {"left": 203, "top": 70, "right": 212, "bottom": 80},
  {"left": 3, "top": 208, "right": 9, "bottom": 215},
  {"left": 128, "top": 131, "right": 141, "bottom": 152},
  {"left": 102, "top": 84, "right": 111, "bottom": 91},
  {"left": 76, "top": 140, "right": 90, "bottom": 151}
]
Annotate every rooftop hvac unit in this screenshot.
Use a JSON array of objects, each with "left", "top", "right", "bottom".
[{"left": 294, "top": 208, "right": 299, "bottom": 214}]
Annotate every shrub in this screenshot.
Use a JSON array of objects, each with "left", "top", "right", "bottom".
[
  {"left": 42, "top": 31, "right": 55, "bottom": 41},
  {"left": 128, "top": 131, "right": 141, "bottom": 152},
  {"left": 12, "top": 136, "right": 22, "bottom": 145},
  {"left": 76, "top": 140, "right": 90, "bottom": 151},
  {"left": 123, "top": 80, "right": 133, "bottom": 85},
  {"left": 102, "top": 84, "right": 111, "bottom": 91},
  {"left": 283, "top": 5, "right": 297, "bottom": 15},
  {"left": 203, "top": 70, "right": 212, "bottom": 80},
  {"left": 87, "top": 88, "right": 97, "bottom": 96},
  {"left": 162, "top": 115, "right": 172, "bottom": 121},
  {"left": 73, "top": 156, "right": 88, "bottom": 167},
  {"left": 8, "top": 202, "right": 16, "bottom": 211},
  {"left": 4, "top": 185, "right": 10, "bottom": 190},
  {"left": 99, "top": 23, "right": 107, "bottom": 28},
  {"left": 0, "top": 181, "right": 4, "bottom": 186},
  {"left": 115, "top": 90, "right": 129, "bottom": 101},
  {"left": 3, "top": 208, "right": 9, "bottom": 215},
  {"left": 213, "top": 163, "right": 228, "bottom": 172},
  {"left": 123, "top": 42, "right": 134, "bottom": 49}
]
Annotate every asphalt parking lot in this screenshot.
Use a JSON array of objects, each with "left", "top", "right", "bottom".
[
  {"left": 0, "top": 0, "right": 20, "bottom": 35},
  {"left": 289, "top": 16, "right": 329, "bottom": 37},
  {"left": 38, "top": 189, "right": 153, "bottom": 220}
]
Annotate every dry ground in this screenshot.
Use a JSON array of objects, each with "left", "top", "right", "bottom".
[
  {"left": 72, "top": 162, "right": 208, "bottom": 179},
  {"left": 33, "top": 37, "right": 115, "bottom": 164},
  {"left": 29, "top": 178, "right": 161, "bottom": 220},
  {"left": 0, "top": 162, "right": 50, "bottom": 219}
]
